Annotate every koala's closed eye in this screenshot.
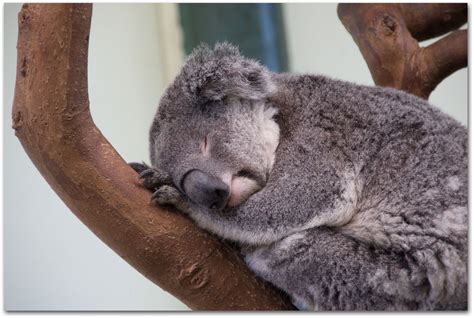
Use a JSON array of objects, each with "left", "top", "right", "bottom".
[{"left": 236, "top": 169, "right": 264, "bottom": 186}]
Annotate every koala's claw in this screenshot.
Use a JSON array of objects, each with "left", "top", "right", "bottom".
[
  {"left": 139, "top": 168, "right": 157, "bottom": 179},
  {"left": 129, "top": 162, "right": 150, "bottom": 174},
  {"left": 151, "top": 185, "right": 190, "bottom": 213}
]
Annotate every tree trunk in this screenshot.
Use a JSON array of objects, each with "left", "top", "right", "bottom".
[{"left": 11, "top": 3, "right": 294, "bottom": 311}]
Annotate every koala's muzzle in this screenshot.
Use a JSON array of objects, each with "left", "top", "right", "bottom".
[{"left": 182, "top": 169, "right": 230, "bottom": 210}]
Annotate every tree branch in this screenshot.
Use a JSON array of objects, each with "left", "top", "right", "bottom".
[
  {"left": 12, "top": 3, "right": 294, "bottom": 310},
  {"left": 397, "top": 3, "right": 467, "bottom": 42},
  {"left": 423, "top": 29, "right": 468, "bottom": 89},
  {"left": 337, "top": 3, "right": 467, "bottom": 99}
]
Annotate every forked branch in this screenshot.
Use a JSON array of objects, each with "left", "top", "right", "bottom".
[{"left": 338, "top": 3, "right": 467, "bottom": 99}]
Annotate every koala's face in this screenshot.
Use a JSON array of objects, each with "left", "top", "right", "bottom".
[
  {"left": 150, "top": 43, "right": 279, "bottom": 213},
  {"left": 155, "top": 98, "right": 279, "bottom": 209}
]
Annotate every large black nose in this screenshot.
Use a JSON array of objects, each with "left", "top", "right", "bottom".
[{"left": 182, "top": 169, "right": 230, "bottom": 209}]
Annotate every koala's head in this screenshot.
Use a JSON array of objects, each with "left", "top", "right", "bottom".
[{"left": 150, "top": 43, "right": 279, "bottom": 213}]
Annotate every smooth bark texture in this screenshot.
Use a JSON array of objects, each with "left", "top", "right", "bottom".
[
  {"left": 337, "top": 3, "right": 467, "bottom": 99},
  {"left": 12, "top": 3, "right": 294, "bottom": 310}
]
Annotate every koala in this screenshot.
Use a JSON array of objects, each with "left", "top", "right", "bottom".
[{"left": 130, "top": 43, "right": 467, "bottom": 310}]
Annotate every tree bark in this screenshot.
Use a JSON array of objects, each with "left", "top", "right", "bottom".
[
  {"left": 12, "top": 3, "right": 294, "bottom": 311},
  {"left": 337, "top": 3, "right": 467, "bottom": 99},
  {"left": 397, "top": 3, "right": 467, "bottom": 41}
]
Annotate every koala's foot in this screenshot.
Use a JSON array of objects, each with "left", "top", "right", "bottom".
[{"left": 129, "top": 162, "right": 172, "bottom": 190}]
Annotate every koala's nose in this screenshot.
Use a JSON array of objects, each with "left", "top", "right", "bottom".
[{"left": 182, "top": 169, "right": 230, "bottom": 210}]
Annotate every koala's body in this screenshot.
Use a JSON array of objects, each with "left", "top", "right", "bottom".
[{"left": 132, "top": 43, "right": 467, "bottom": 310}]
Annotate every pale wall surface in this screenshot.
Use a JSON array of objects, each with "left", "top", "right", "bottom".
[
  {"left": 4, "top": 3, "right": 188, "bottom": 310},
  {"left": 4, "top": 2, "right": 468, "bottom": 311}
]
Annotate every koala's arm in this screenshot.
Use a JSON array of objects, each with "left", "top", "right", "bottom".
[{"left": 244, "top": 227, "right": 438, "bottom": 311}]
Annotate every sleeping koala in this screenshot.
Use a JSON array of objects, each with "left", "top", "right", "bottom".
[{"left": 130, "top": 43, "right": 467, "bottom": 310}]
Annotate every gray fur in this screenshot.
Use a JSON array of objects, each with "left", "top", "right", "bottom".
[{"left": 133, "top": 43, "right": 467, "bottom": 310}]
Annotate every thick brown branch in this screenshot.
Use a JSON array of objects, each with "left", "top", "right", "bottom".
[
  {"left": 337, "top": 4, "right": 419, "bottom": 91},
  {"left": 397, "top": 3, "right": 467, "bottom": 41},
  {"left": 423, "top": 29, "right": 468, "bottom": 91},
  {"left": 12, "top": 3, "right": 294, "bottom": 310},
  {"left": 337, "top": 3, "right": 468, "bottom": 99}
]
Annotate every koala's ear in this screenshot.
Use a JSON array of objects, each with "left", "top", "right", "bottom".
[
  {"left": 183, "top": 42, "right": 276, "bottom": 102},
  {"left": 201, "top": 63, "right": 276, "bottom": 101}
]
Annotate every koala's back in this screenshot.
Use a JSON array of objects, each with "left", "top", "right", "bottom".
[
  {"left": 256, "top": 74, "right": 468, "bottom": 309},
  {"left": 275, "top": 74, "right": 467, "bottom": 249},
  {"left": 311, "top": 77, "right": 468, "bottom": 242},
  {"left": 338, "top": 83, "right": 467, "bottom": 308}
]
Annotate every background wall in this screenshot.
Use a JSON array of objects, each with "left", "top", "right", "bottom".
[{"left": 4, "top": 3, "right": 467, "bottom": 310}]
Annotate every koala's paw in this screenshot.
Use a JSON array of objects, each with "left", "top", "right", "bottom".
[
  {"left": 151, "top": 185, "right": 190, "bottom": 213},
  {"left": 129, "top": 162, "right": 171, "bottom": 190},
  {"left": 129, "top": 162, "right": 190, "bottom": 213}
]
